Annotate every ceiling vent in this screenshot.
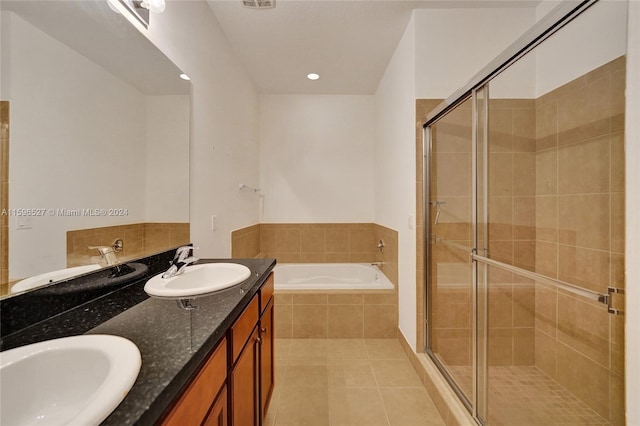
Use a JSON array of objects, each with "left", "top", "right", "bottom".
[{"left": 242, "top": 0, "right": 275, "bottom": 9}]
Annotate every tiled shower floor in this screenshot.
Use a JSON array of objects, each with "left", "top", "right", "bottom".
[
  {"left": 265, "top": 339, "right": 445, "bottom": 426},
  {"left": 447, "top": 365, "right": 611, "bottom": 426}
]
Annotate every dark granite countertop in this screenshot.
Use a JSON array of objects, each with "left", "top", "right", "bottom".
[{"left": 0, "top": 257, "right": 276, "bottom": 426}]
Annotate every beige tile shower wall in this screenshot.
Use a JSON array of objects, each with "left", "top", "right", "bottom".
[
  {"left": 1, "top": 102, "right": 9, "bottom": 295},
  {"left": 487, "top": 98, "right": 537, "bottom": 366},
  {"left": 66, "top": 222, "right": 189, "bottom": 267},
  {"left": 416, "top": 56, "right": 625, "bottom": 423},
  {"left": 533, "top": 56, "right": 625, "bottom": 424}
]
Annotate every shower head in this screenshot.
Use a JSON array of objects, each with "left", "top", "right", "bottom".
[{"left": 239, "top": 183, "right": 261, "bottom": 192}]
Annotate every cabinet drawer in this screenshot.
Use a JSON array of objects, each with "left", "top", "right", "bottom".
[
  {"left": 231, "top": 296, "right": 259, "bottom": 362},
  {"left": 162, "top": 338, "right": 227, "bottom": 426},
  {"left": 260, "top": 273, "right": 274, "bottom": 314}
]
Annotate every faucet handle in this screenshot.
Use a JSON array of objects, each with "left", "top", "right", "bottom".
[{"left": 173, "top": 246, "right": 196, "bottom": 263}]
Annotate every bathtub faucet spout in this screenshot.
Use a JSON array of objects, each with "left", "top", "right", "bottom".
[{"left": 371, "top": 261, "right": 384, "bottom": 267}]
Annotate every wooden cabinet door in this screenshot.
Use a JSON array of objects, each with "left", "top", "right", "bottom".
[
  {"left": 162, "top": 339, "right": 227, "bottom": 426},
  {"left": 231, "top": 326, "right": 260, "bottom": 426},
  {"left": 260, "top": 298, "right": 274, "bottom": 420},
  {"left": 203, "top": 386, "right": 227, "bottom": 426}
]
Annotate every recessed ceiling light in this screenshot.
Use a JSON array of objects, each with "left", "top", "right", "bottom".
[
  {"left": 307, "top": 73, "right": 320, "bottom": 81},
  {"left": 179, "top": 73, "right": 191, "bottom": 81}
]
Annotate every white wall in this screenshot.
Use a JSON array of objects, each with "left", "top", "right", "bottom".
[
  {"left": 3, "top": 12, "right": 148, "bottom": 278},
  {"left": 414, "top": 8, "right": 536, "bottom": 99},
  {"left": 145, "top": 95, "right": 190, "bottom": 223},
  {"left": 625, "top": 1, "right": 639, "bottom": 423},
  {"left": 146, "top": 2, "right": 260, "bottom": 257},
  {"left": 535, "top": 0, "right": 628, "bottom": 97},
  {"left": 374, "top": 15, "right": 417, "bottom": 349},
  {"left": 258, "top": 95, "right": 375, "bottom": 223}
]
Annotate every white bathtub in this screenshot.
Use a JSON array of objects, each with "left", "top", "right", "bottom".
[{"left": 273, "top": 263, "right": 394, "bottom": 290}]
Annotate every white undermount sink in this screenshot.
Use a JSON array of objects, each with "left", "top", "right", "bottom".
[
  {"left": 0, "top": 334, "right": 141, "bottom": 426},
  {"left": 144, "top": 263, "right": 252, "bottom": 298}
]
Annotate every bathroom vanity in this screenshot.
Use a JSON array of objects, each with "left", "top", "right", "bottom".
[
  {"left": 161, "top": 270, "right": 275, "bottom": 426},
  {"left": 0, "top": 249, "right": 276, "bottom": 425}
]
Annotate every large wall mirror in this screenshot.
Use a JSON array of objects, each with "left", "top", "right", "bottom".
[{"left": 0, "top": 0, "right": 191, "bottom": 298}]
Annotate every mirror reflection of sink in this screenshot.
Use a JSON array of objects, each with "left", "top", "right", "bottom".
[
  {"left": 33, "top": 263, "right": 149, "bottom": 296},
  {"left": 144, "top": 263, "right": 252, "bottom": 298},
  {"left": 10, "top": 263, "right": 150, "bottom": 296},
  {"left": 10, "top": 264, "right": 102, "bottom": 294},
  {"left": 0, "top": 334, "right": 141, "bottom": 426}
]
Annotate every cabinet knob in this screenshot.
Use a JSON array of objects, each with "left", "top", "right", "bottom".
[
  {"left": 256, "top": 336, "right": 262, "bottom": 344},
  {"left": 260, "top": 327, "right": 268, "bottom": 335}
]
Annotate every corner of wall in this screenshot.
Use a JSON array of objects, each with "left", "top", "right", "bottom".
[
  {"left": 373, "top": 6, "right": 418, "bottom": 351},
  {"left": 625, "top": 1, "right": 640, "bottom": 423}
]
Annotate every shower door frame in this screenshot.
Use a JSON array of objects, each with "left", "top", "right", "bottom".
[
  {"left": 421, "top": 0, "right": 607, "bottom": 423},
  {"left": 422, "top": 86, "right": 489, "bottom": 420}
]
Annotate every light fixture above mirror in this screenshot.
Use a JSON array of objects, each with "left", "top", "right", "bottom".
[
  {"left": 114, "top": 0, "right": 166, "bottom": 29},
  {"left": 137, "top": 0, "right": 166, "bottom": 14}
]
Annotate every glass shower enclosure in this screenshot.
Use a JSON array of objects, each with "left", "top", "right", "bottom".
[{"left": 423, "top": 1, "right": 626, "bottom": 424}]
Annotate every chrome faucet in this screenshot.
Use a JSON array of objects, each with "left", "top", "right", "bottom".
[
  {"left": 89, "top": 246, "right": 119, "bottom": 266},
  {"left": 162, "top": 246, "right": 199, "bottom": 278}
]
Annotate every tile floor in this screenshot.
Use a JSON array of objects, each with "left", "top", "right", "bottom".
[
  {"left": 264, "top": 339, "right": 446, "bottom": 426},
  {"left": 447, "top": 365, "right": 611, "bottom": 426}
]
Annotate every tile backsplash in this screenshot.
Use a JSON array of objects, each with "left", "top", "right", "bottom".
[{"left": 67, "top": 222, "right": 189, "bottom": 267}]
